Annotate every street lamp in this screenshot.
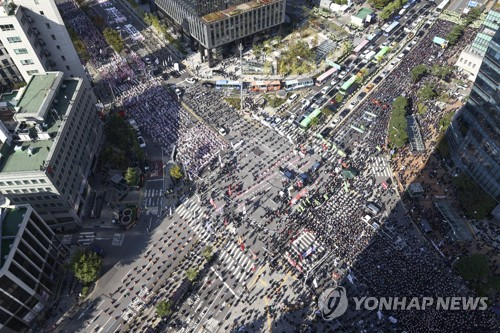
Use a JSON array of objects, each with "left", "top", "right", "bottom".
[{"left": 239, "top": 43, "right": 244, "bottom": 112}]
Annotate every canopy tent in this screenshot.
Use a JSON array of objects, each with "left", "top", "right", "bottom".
[{"left": 341, "top": 167, "right": 359, "bottom": 179}]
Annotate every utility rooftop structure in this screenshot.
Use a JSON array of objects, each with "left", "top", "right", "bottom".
[
  {"left": 154, "top": 0, "right": 286, "bottom": 65},
  {"left": 0, "top": 72, "right": 103, "bottom": 231},
  {"left": 0, "top": 202, "right": 68, "bottom": 333}
]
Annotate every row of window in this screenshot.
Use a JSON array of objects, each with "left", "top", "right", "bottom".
[
  {"left": 10, "top": 197, "right": 65, "bottom": 208},
  {"left": 0, "top": 24, "right": 15, "bottom": 31},
  {"left": 20, "top": 59, "right": 34, "bottom": 65},
  {"left": 0, "top": 179, "right": 47, "bottom": 186}
]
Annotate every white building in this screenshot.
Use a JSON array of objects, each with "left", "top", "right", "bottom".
[
  {"left": 0, "top": 0, "right": 87, "bottom": 82},
  {"left": 0, "top": 40, "right": 23, "bottom": 90},
  {"left": 0, "top": 202, "right": 69, "bottom": 333},
  {"left": 0, "top": 72, "right": 103, "bottom": 231}
]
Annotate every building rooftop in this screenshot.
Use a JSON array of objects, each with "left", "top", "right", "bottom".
[
  {"left": 202, "top": 0, "right": 280, "bottom": 23},
  {"left": 15, "top": 72, "right": 63, "bottom": 119},
  {"left": 0, "top": 76, "right": 80, "bottom": 173},
  {"left": 354, "top": 8, "right": 374, "bottom": 20},
  {"left": 0, "top": 206, "right": 27, "bottom": 267}
]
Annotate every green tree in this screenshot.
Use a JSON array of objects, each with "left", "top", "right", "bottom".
[
  {"left": 156, "top": 300, "right": 172, "bottom": 317},
  {"left": 418, "top": 84, "right": 437, "bottom": 101},
  {"left": 72, "top": 251, "right": 102, "bottom": 285},
  {"left": 125, "top": 167, "right": 139, "bottom": 186},
  {"left": 170, "top": 164, "right": 183, "bottom": 180},
  {"left": 380, "top": 6, "right": 394, "bottom": 20},
  {"left": 322, "top": 107, "right": 333, "bottom": 118},
  {"left": 431, "top": 65, "right": 454, "bottom": 80},
  {"left": 369, "top": 0, "right": 391, "bottom": 9},
  {"left": 186, "top": 268, "right": 199, "bottom": 282},
  {"left": 411, "top": 64, "right": 428, "bottom": 83},
  {"left": 455, "top": 254, "right": 490, "bottom": 282},
  {"left": 202, "top": 245, "right": 214, "bottom": 262},
  {"left": 388, "top": 96, "right": 409, "bottom": 148},
  {"left": 103, "top": 28, "right": 125, "bottom": 53},
  {"left": 67, "top": 27, "right": 89, "bottom": 63},
  {"left": 310, "top": 117, "right": 320, "bottom": 127},
  {"left": 446, "top": 25, "right": 465, "bottom": 45}
]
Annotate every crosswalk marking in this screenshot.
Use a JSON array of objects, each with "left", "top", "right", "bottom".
[{"left": 371, "top": 156, "right": 391, "bottom": 178}]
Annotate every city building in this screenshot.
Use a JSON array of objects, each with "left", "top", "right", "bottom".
[
  {"left": 447, "top": 28, "right": 500, "bottom": 202},
  {"left": 0, "top": 201, "right": 69, "bottom": 333},
  {"left": 0, "top": 40, "right": 23, "bottom": 92},
  {"left": 0, "top": 71, "right": 103, "bottom": 231},
  {"left": 351, "top": 8, "right": 374, "bottom": 27},
  {"left": 154, "top": 0, "right": 286, "bottom": 65},
  {"left": 0, "top": 0, "right": 88, "bottom": 82},
  {"left": 455, "top": 8, "right": 500, "bottom": 80}
]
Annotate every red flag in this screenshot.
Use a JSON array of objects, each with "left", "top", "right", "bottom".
[
  {"left": 240, "top": 243, "right": 245, "bottom": 251},
  {"left": 224, "top": 217, "right": 228, "bottom": 227},
  {"left": 228, "top": 185, "right": 232, "bottom": 196}
]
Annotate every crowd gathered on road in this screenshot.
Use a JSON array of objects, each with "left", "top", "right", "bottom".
[{"left": 53, "top": 1, "right": 498, "bottom": 331}]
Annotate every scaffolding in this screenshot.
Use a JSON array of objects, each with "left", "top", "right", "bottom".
[{"left": 408, "top": 115, "right": 425, "bottom": 152}]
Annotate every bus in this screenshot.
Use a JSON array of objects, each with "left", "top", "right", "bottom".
[
  {"left": 339, "top": 76, "right": 358, "bottom": 95},
  {"left": 353, "top": 39, "right": 370, "bottom": 54},
  {"left": 284, "top": 78, "right": 314, "bottom": 91},
  {"left": 315, "top": 67, "right": 338, "bottom": 86},
  {"left": 249, "top": 80, "right": 281, "bottom": 92},
  {"left": 364, "top": 50, "right": 377, "bottom": 61},
  {"left": 215, "top": 80, "right": 241, "bottom": 90},
  {"left": 383, "top": 21, "right": 400, "bottom": 36},
  {"left": 373, "top": 46, "right": 390, "bottom": 63},
  {"left": 436, "top": 0, "right": 450, "bottom": 12}
]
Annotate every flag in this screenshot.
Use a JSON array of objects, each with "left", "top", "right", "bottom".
[
  {"left": 302, "top": 245, "right": 316, "bottom": 259},
  {"left": 347, "top": 273, "right": 354, "bottom": 284},
  {"left": 240, "top": 242, "right": 245, "bottom": 251},
  {"left": 155, "top": 58, "right": 159, "bottom": 65},
  {"left": 209, "top": 197, "right": 217, "bottom": 209},
  {"left": 377, "top": 310, "right": 383, "bottom": 320},
  {"left": 228, "top": 185, "right": 232, "bottom": 196}
]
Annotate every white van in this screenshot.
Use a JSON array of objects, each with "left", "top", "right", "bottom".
[{"left": 366, "top": 202, "right": 381, "bottom": 215}]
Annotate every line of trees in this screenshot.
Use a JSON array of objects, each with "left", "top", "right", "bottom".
[
  {"left": 388, "top": 96, "right": 409, "bottom": 148},
  {"left": 446, "top": 8, "right": 482, "bottom": 45},
  {"left": 103, "top": 28, "right": 125, "bottom": 53}
]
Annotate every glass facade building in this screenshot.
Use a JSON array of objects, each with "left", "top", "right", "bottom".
[
  {"left": 154, "top": 0, "right": 286, "bottom": 52},
  {"left": 447, "top": 28, "right": 500, "bottom": 201}
]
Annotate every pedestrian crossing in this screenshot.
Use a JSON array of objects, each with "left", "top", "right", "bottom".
[
  {"left": 143, "top": 189, "right": 164, "bottom": 215},
  {"left": 285, "top": 231, "right": 325, "bottom": 273},
  {"left": 77, "top": 232, "right": 95, "bottom": 245},
  {"left": 370, "top": 156, "right": 391, "bottom": 178},
  {"left": 216, "top": 242, "right": 256, "bottom": 288}
]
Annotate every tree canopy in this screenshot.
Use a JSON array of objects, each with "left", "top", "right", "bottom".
[
  {"left": 455, "top": 254, "right": 490, "bottom": 282},
  {"left": 411, "top": 65, "right": 428, "bottom": 83},
  {"left": 125, "top": 167, "right": 140, "bottom": 186},
  {"left": 446, "top": 25, "right": 465, "bottom": 45},
  {"left": 277, "top": 40, "right": 315, "bottom": 75},
  {"left": 186, "top": 268, "right": 199, "bottom": 282},
  {"left": 388, "top": 96, "right": 409, "bottom": 148},
  {"left": 72, "top": 251, "right": 102, "bottom": 285},
  {"left": 418, "top": 84, "right": 437, "bottom": 101},
  {"left": 103, "top": 28, "right": 125, "bottom": 53},
  {"left": 202, "top": 245, "right": 214, "bottom": 262},
  {"left": 170, "top": 164, "right": 183, "bottom": 180},
  {"left": 156, "top": 300, "right": 173, "bottom": 317}
]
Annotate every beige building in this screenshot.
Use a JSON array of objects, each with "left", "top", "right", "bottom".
[
  {"left": 0, "top": 0, "right": 88, "bottom": 82},
  {"left": 0, "top": 72, "right": 103, "bottom": 231}
]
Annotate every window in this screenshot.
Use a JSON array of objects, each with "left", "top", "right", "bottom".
[
  {"left": 14, "top": 48, "right": 28, "bottom": 55},
  {"left": 51, "top": 34, "right": 56, "bottom": 40},
  {"left": 27, "top": 70, "right": 39, "bottom": 75},
  {"left": 56, "top": 45, "right": 60, "bottom": 49},
  {"left": 40, "top": 11, "right": 44, "bottom": 15},
  {"left": 45, "top": 23, "right": 50, "bottom": 29},
  {"left": 7, "top": 36, "right": 21, "bottom": 43},
  {"left": 20, "top": 59, "right": 34, "bottom": 65},
  {"left": 66, "top": 66, "right": 70, "bottom": 70},
  {"left": 0, "top": 24, "right": 14, "bottom": 31},
  {"left": 61, "top": 55, "right": 66, "bottom": 61}
]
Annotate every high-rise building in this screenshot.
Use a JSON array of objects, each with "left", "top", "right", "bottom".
[
  {"left": 447, "top": 28, "right": 500, "bottom": 201},
  {"left": 0, "top": 71, "right": 103, "bottom": 231},
  {"left": 455, "top": 8, "right": 500, "bottom": 80},
  {"left": 0, "top": 0, "right": 88, "bottom": 82},
  {"left": 0, "top": 40, "right": 23, "bottom": 91},
  {"left": 154, "top": 0, "right": 286, "bottom": 64},
  {"left": 0, "top": 202, "right": 69, "bottom": 333}
]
